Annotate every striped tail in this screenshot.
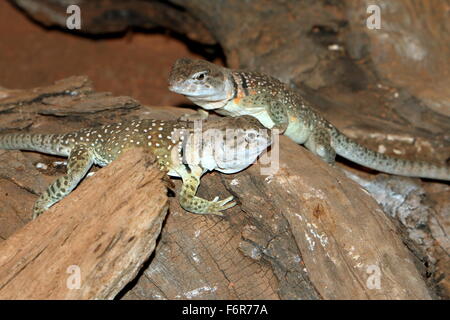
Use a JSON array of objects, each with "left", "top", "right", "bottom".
[
  {"left": 331, "top": 129, "right": 450, "bottom": 181},
  {"left": 0, "top": 133, "right": 70, "bottom": 156}
]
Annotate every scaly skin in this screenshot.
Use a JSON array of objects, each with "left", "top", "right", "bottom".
[
  {"left": 0, "top": 116, "right": 271, "bottom": 218},
  {"left": 168, "top": 58, "right": 450, "bottom": 181}
]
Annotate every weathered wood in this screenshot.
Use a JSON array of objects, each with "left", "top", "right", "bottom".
[
  {"left": 123, "top": 137, "right": 432, "bottom": 300},
  {"left": 0, "top": 76, "right": 92, "bottom": 112},
  {"left": 0, "top": 148, "right": 169, "bottom": 299},
  {"left": 0, "top": 76, "right": 190, "bottom": 243},
  {"left": 345, "top": 0, "right": 450, "bottom": 117},
  {"left": 268, "top": 138, "right": 432, "bottom": 299}
]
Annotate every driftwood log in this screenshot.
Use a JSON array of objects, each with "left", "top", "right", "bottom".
[
  {"left": 3, "top": 0, "right": 450, "bottom": 299},
  {"left": 122, "top": 137, "right": 432, "bottom": 300},
  {"left": 0, "top": 148, "right": 168, "bottom": 299}
]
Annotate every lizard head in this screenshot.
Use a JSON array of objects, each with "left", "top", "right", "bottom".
[
  {"left": 199, "top": 116, "right": 272, "bottom": 174},
  {"left": 168, "top": 58, "right": 234, "bottom": 109}
]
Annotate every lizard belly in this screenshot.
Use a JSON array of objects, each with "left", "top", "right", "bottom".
[
  {"left": 222, "top": 101, "right": 276, "bottom": 129},
  {"left": 223, "top": 100, "right": 309, "bottom": 143}
]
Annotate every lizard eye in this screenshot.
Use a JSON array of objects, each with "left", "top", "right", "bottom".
[{"left": 192, "top": 71, "right": 208, "bottom": 81}]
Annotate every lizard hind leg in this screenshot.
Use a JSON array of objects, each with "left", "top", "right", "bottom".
[
  {"left": 304, "top": 128, "right": 336, "bottom": 164},
  {"left": 176, "top": 165, "right": 236, "bottom": 216},
  {"left": 32, "top": 146, "right": 94, "bottom": 219}
]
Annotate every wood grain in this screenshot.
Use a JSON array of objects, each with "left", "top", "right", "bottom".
[{"left": 0, "top": 148, "right": 168, "bottom": 299}]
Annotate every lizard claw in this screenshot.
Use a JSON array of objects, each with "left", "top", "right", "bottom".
[{"left": 207, "top": 195, "right": 236, "bottom": 215}]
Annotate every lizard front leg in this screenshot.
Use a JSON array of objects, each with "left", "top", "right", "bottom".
[
  {"left": 32, "top": 146, "right": 94, "bottom": 219},
  {"left": 175, "top": 164, "right": 236, "bottom": 216},
  {"left": 267, "top": 99, "right": 289, "bottom": 133}
]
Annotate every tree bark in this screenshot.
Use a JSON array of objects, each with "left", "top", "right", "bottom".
[{"left": 0, "top": 148, "right": 168, "bottom": 299}]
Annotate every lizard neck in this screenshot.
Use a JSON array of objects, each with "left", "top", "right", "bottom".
[
  {"left": 216, "top": 71, "right": 278, "bottom": 128},
  {"left": 188, "top": 97, "right": 230, "bottom": 110}
]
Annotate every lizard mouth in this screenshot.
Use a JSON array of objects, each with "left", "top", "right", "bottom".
[
  {"left": 168, "top": 80, "right": 224, "bottom": 100},
  {"left": 169, "top": 85, "right": 214, "bottom": 100},
  {"left": 167, "top": 83, "right": 186, "bottom": 94},
  {"left": 168, "top": 82, "right": 196, "bottom": 94},
  {"left": 215, "top": 143, "right": 268, "bottom": 174}
]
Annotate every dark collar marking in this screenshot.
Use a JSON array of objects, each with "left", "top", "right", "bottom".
[
  {"left": 230, "top": 74, "right": 238, "bottom": 100},
  {"left": 239, "top": 73, "right": 250, "bottom": 96}
]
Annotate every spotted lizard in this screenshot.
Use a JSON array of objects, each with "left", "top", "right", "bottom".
[
  {"left": 0, "top": 116, "right": 271, "bottom": 219},
  {"left": 168, "top": 58, "right": 450, "bottom": 181}
]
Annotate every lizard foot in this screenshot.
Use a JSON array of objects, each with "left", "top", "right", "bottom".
[
  {"left": 205, "top": 195, "right": 236, "bottom": 216},
  {"left": 180, "top": 194, "right": 236, "bottom": 216}
]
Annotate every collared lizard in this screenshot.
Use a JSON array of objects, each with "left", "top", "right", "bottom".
[
  {"left": 0, "top": 116, "right": 271, "bottom": 218},
  {"left": 168, "top": 58, "right": 449, "bottom": 181}
]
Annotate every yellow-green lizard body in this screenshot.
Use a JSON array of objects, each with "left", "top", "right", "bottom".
[
  {"left": 169, "top": 58, "right": 450, "bottom": 181},
  {"left": 0, "top": 116, "right": 271, "bottom": 218}
]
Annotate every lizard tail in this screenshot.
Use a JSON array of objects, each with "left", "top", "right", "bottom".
[
  {"left": 0, "top": 133, "right": 70, "bottom": 156},
  {"left": 331, "top": 129, "right": 450, "bottom": 181}
]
